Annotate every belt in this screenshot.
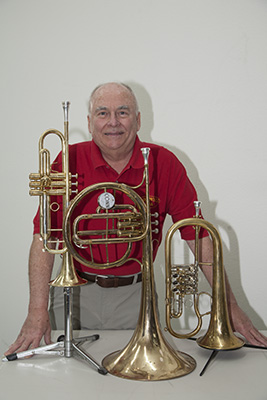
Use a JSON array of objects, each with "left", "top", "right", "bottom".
[{"left": 78, "top": 271, "right": 142, "bottom": 288}]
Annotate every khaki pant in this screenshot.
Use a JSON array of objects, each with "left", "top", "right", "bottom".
[{"left": 49, "top": 281, "right": 142, "bottom": 330}]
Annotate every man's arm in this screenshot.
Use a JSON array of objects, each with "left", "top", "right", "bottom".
[
  {"left": 186, "top": 236, "right": 267, "bottom": 347},
  {"left": 5, "top": 234, "right": 54, "bottom": 355}
]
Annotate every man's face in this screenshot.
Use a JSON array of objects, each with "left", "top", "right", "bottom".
[{"left": 88, "top": 84, "right": 141, "bottom": 156}]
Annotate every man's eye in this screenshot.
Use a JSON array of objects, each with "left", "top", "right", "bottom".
[
  {"left": 118, "top": 111, "right": 128, "bottom": 117},
  {"left": 98, "top": 111, "right": 107, "bottom": 117}
]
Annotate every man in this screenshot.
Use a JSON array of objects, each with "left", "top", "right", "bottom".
[{"left": 6, "top": 82, "right": 267, "bottom": 356}]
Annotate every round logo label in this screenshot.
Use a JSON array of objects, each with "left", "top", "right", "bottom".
[{"left": 98, "top": 192, "right": 115, "bottom": 209}]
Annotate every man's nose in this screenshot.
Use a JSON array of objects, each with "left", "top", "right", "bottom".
[{"left": 107, "top": 112, "right": 120, "bottom": 126}]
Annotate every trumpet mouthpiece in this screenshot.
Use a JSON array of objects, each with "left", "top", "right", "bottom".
[{"left": 62, "top": 101, "right": 71, "bottom": 122}]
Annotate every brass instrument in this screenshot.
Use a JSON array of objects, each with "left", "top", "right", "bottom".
[
  {"left": 29, "top": 101, "right": 86, "bottom": 287},
  {"left": 27, "top": 103, "right": 243, "bottom": 379},
  {"left": 165, "top": 201, "right": 245, "bottom": 351},
  {"left": 63, "top": 180, "right": 148, "bottom": 269},
  {"left": 27, "top": 102, "right": 106, "bottom": 374},
  {"left": 64, "top": 147, "right": 196, "bottom": 380}
]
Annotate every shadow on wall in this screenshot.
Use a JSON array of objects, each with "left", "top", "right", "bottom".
[{"left": 127, "top": 80, "right": 266, "bottom": 331}]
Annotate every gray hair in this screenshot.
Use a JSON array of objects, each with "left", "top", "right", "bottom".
[{"left": 88, "top": 82, "right": 139, "bottom": 117}]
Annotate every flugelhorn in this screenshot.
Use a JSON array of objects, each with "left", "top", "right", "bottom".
[
  {"left": 165, "top": 201, "right": 244, "bottom": 351},
  {"left": 29, "top": 101, "right": 86, "bottom": 287}
]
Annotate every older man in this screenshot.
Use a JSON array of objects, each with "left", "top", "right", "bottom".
[{"left": 6, "top": 82, "right": 267, "bottom": 356}]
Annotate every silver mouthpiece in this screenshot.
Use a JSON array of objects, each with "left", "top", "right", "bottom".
[
  {"left": 141, "top": 147, "right": 150, "bottom": 166},
  {"left": 194, "top": 201, "right": 202, "bottom": 217},
  {"left": 62, "top": 101, "right": 70, "bottom": 122}
]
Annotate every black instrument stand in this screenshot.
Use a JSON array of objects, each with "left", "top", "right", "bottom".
[{"left": 188, "top": 337, "right": 267, "bottom": 376}]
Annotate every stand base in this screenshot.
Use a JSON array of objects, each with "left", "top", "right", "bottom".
[{"left": 3, "top": 334, "right": 107, "bottom": 375}]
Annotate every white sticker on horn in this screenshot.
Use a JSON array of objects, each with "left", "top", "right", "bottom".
[{"left": 98, "top": 192, "right": 115, "bottom": 209}]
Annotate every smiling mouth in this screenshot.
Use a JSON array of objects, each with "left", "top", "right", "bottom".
[{"left": 104, "top": 132, "right": 124, "bottom": 136}]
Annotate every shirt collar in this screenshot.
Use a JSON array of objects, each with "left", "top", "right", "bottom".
[
  {"left": 90, "top": 139, "right": 107, "bottom": 169},
  {"left": 128, "top": 136, "right": 148, "bottom": 170},
  {"left": 90, "top": 135, "right": 154, "bottom": 176}
]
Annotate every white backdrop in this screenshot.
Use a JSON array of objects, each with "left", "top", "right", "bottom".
[{"left": 1, "top": 0, "right": 267, "bottom": 352}]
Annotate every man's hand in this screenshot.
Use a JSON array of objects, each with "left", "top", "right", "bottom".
[
  {"left": 187, "top": 237, "right": 267, "bottom": 347},
  {"left": 229, "top": 302, "right": 267, "bottom": 347},
  {"left": 5, "top": 234, "right": 55, "bottom": 357},
  {"left": 4, "top": 309, "right": 52, "bottom": 356}
]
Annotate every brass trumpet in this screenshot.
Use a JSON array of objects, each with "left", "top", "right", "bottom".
[
  {"left": 165, "top": 201, "right": 244, "bottom": 351},
  {"left": 29, "top": 101, "right": 86, "bottom": 287},
  {"left": 28, "top": 103, "right": 105, "bottom": 373}
]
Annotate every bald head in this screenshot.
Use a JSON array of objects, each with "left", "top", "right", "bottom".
[{"left": 88, "top": 82, "right": 139, "bottom": 117}]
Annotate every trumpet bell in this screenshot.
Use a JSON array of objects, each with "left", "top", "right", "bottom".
[
  {"left": 49, "top": 273, "right": 87, "bottom": 287},
  {"left": 49, "top": 253, "right": 87, "bottom": 287}
]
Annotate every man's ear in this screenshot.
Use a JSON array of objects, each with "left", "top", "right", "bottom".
[
  {"left": 137, "top": 112, "right": 141, "bottom": 131},
  {"left": 87, "top": 115, "right": 92, "bottom": 133}
]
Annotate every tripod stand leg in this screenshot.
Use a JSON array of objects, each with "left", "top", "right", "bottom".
[
  {"left": 72, "top": 342, "right": 108, "bottom": 375},
  {"left": 199, "top": 350, "right": 218, "bottom": 376},
  {"left": 2, "top": 342, "right": 64, "bottom": 361}
]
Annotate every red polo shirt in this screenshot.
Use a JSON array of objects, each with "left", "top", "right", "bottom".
[{"left": 33, "top": 136, "right": 205, "bottom": 275}]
